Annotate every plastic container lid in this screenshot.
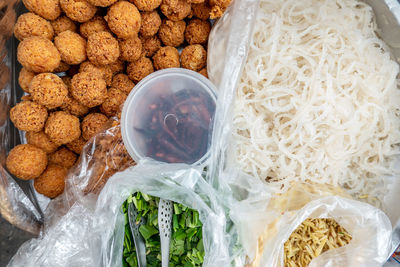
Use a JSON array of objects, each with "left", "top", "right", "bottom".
[{"left": 121, "top": 68, "right": 217, "bottom": 165}]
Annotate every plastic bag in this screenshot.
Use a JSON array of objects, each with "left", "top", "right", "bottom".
[
  {"left": 8, "top": 162, "right": 232, "bottom": 267},
  {"left": 207, "top": 0, "right": 397, "bottom": 265},
  {"left": 259, "top": 195, "right": 392, "bottom": 267}
]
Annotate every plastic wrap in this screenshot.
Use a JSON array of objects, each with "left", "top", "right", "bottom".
[
  {"left": 207, "top": 0, "right": 400, "bottom": 264},
  {"left": 8, "top": 162, "right": 232, "bottom": 267}
]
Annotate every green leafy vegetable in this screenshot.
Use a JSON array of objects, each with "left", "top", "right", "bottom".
[{"left": 122, "top": 192, "right": 204, "bottom": 267}]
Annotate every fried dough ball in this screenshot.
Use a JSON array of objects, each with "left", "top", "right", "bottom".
[
  {"left": 105, "top": 1, "right": 141, "bottom": 39},
  {"left": 87, "top": 31, "right": 119, "bottom": 65},
  {"left": 45, "top": 111, "right": 81, "bottom": 144},
  {"left": 51, "top": 15, "right": 77, "bottom": 35},
  {"left": 79, "top": 15, "right": 109, "bottom": 38},
  {"left": 79, "top": 61, "right": 113, "bottom": 86},
  {"left": 185, "top": 18, "right": 210, "bottom": 44},
  {"left": 60, "top": 0, "right": 97, "bottom": 23},
  {"left": 81, "top": 112, "right": 108, "bottom": 140},
  {"left": 71, "top": 71, "right": 107, "bottom": 107},
  {"left": 111, "top": 73, "right": 134, "bottom": 94},
  {"left": 192, "top": 2, "right": 211, "bottom": 20},
  {"left": 54, "top": 30, "right": 87, "bottom": 65},
  {"left": 161, "top": 0, "right": 191, "bottom": 21},
  {"left": 100, "top": 88, "right": 127, "bottom": 117},
  {"left": 26, "top": 131, "right": 59, "bottom": 153},
  {"left": 119, "top": 36, "right": 142, "bottom": 62},
  {"left": 61, "top": 94, "right": 90, "bottom": 117},
  {"left": 17, "top": 36, "right": 61, "bottom": 73},
  {"left": 87, "top": 0, "right": 117, "bottom": 7},
  {"left": 53, "top": 61, "right": 71, "bottom": 73},
  {"left": 158, "top": 19, "right": 185, "bottom": 47},
  {"left": 209, "top": 0, "right": 230, "bottom": 19},
  {"left": 189, "top": 0, "right": 204, "bottom": 3},
  {"left": 48, "top": 147, "right": 77, "bottom": 168},
  {"left": 140, "top": 11, "right": 161, "bottom": 37},
  {"left": 132, "top": 0, "right": 161, "bottom": 11},
  {"left": 181, "top": 44, "right": 206, "bottom": 71},
  {"left": 141, "top": 35, "right": 161, "bottom": 57},
  {"left": 199, "top": 67, "right": 208, "bottom": 78},
  {"left": 14, "top": 12, "right": 54, "bottom": 41},
  {"left": 23, "top": 0, "right": 61, "bottom": 20},
  {"left": 108, "top": 59, "right": 125, "bottom": 74},
  {"left": 127, "top": 57, "right": 153, "bottom": 82},
  {"left": 34, "top": 164, "right": 67, "bottom": 198},
  {"left": 153, "top": 46, "right": 180, "bottom": 70},
  {"left": 6, "top": 144, "right": 48, "bottom": 180},
  {"left": 10, "top": 101, "right": 48, "bottom": 132},
  {"left": 66, "top": 136, "right": 86, "bottom": 154},
  {"left": 29, "top": 73, "right": 68, "bottom": 109},
  {"left": 18, "top": 67, "right": 35, "bottom": 93}
]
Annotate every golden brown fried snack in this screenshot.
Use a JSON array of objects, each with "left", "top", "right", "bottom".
[
  {"left": 61, "top": 94, "right": 90, "bottom": 117},
  {"left": 132, "top": 0, "right": 161, "bottom": 11},
  {"left": 209, "top": 0, "right": 231, "bottom": 19},
  {"left": 119, "top": 36, "right": 142, "bottom": 62},
  {"left": 34, "top": 164, "right": 67, "bottom": 198},
  {"left": 192, "top": 1, "right": 211, "bottom": 20},
  {"left": 188, "top": 0, "right": 204, "bottom": 3},
  {"left": 81, "top": 112, "right": 108, "bottom": 140},
  {"left": 60, "top": 0, "right": 97, "bottom": 23},
  {"left": 87, "top": 31, "right": 119, "bottom": 65},
  {"left": 111, "top": 73, "right": 134, "bottom": 94},
  {"left": 23, "top": 0, "right": 61, "bottom": 20},
  {"left": 140, "top": 11, "right": 161, "bottom": 37},
  {"left": 87, "top": 0, "right": 117, "bottom": 7},
  {"left": 26, "top": 131, "right": 60, "bottom": 153},
  {"left": 53, "top": 61, "right": 71, "bottom": 73},
  {"left": 29, "top": 73, "right": 68, "bottom": 109},
  {"left": 141, "top": 35, "right": 161, "bottom": 57},
  {"left": 127, "top": 57, "right": 154, "bottom": 82},
  {"left": 79, "top": 61, "right": 113, "bottom": 86},
  {"left": 153, "top": 46, "right": 180, "bottom": 70},
  {"left": 14, "top": 12, "right": 54, "bottom": 41},
  {"left": 199, "top": 67, "right": 208, "bottom": 78},
  {"left": 160, "top": 0, "right": 191, "bottom": 21},
  {"left": 54, "top": 30, "right": 87, "bottom": 65},
  {"left": 48, "top": 147, "right": 77, "bottom": 168},
  {"left": 6, "top": 144, "right": 48, "bottom": 180},
  {"left": 45, "top": 111, "right": 81, "bottom": 144},
  {"left": 158, "top": 19, "right": 185, "bottom": 47},
  {"left": 66, "top": 136, "right": 86, "bottom": 154},
  {"left": 71, "top": 71, "right": 107, "bottom": 107},
  {"left": 105, "top": 1, "right": 141, "bottom": 39},
  {"left": 100, "top": 88, "right": 127, "bottom": 117},
  {"left": 79, "top": 15, "right": 109, "bottom": 39},
  {"left": 181, "top": 44, "right": 206, "bottom": 71},
  {"left": 108, "top": 59, "right": 125, "bottom": 74},
  {"left": 185, "top": 18, "right": 210, "bottom": 44},
  {"left": 10, "top": 101, "right": 48, "bottom": 132},
  {"left": 51, "top": 15, "right": 77, "bottom": 35},
  {"left": 17, "top": 36, "right": 61, "bottom": 73},
  {"left": 18, "top": 67, "right": 35, "bottom": 93}
]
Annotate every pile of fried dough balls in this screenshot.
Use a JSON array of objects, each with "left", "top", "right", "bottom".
[{"left": 7, "top": 0, "right": 229, "bottom": 198}]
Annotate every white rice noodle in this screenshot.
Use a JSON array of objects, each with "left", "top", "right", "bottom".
[{"left": 233, "top": 0, "right": 400, "bottom": 205}]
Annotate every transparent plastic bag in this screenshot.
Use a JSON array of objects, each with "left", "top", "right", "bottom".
[
  {"left": 258, "top": 196, "right": 392, "bottom": 267},
  {"left": 207, "top": 0, "right": 397, "bottom": 265},
  {"left": 8, "top": 162, "right": 232, "bottom": 267}
]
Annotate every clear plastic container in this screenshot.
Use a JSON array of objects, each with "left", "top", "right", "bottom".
[{"left": 121, "top": 68, "right": 217, "bottom": 165}]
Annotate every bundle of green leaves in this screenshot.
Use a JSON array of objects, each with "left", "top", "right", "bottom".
[{"left": 122, "top": 192, "right": 204, "bottom": 267}]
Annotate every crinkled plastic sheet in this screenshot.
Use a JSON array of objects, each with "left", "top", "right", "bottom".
[
  {"left": 8, "top": 162, "right": 232, "bottom": 267},
  {"left": 207, "top": 0, "right": 400, "bottom": 265}
]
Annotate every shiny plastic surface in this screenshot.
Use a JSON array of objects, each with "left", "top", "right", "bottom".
[{"left": 121, "top": 68, "right": 217, "bottom": 165}]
